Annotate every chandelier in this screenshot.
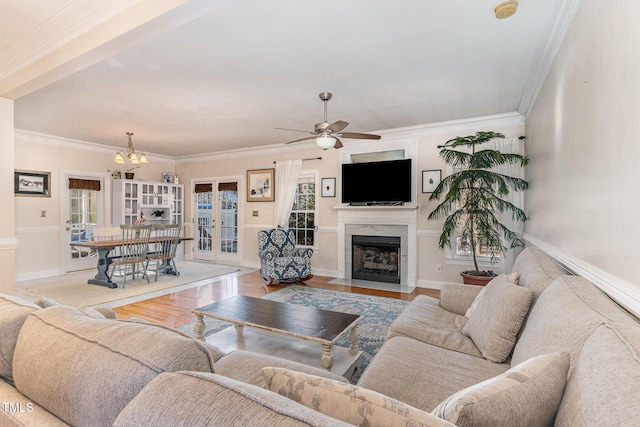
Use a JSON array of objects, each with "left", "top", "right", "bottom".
[{"left": 114, "top": 132, "right": 148, "bottom": 164}]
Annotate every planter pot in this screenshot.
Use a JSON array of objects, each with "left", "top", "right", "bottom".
[
  {"left": 124, "top": 172, "right": 134, "bottom": 179},
  {"left": 460, "top": 271, "right": 496, "bottom": 286}
]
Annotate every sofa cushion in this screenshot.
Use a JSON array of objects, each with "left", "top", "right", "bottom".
[
  {"left": 33, "top": 295, "right": 116, "bottom": 319},
  {"left": 432, "top": 352, "right": 569, "bottom": 427},
  {"left": 114, "top": 371, "right": 352, "bottom": 427},
  {"left": 263, "top": 367, "right": 454, "bottom": 427},
  {"left": 0, "top": 376, "right": 69, "bottom": 427},
  {"left": 462, "top": 276, "right": 533, "bottom": 363},
  {"left": 0, "top": 294, "right": 40, "bottom": 384},
  {"left": 357, "top": 336, "right": 510, "bottom": 412},
  {"left": 12, "top": 305, "right": 220, "bottom": 427},
  {"left": 387, "top": 295, "right": 482, "bottom": 357},
  {"left": 511, "top": 275, "right": 638, "bottom": 368},
  {"left": 214, "top": 349, "right": 348, "bottom": 388},
  {"left": 555, "top": 323, "right": 640, "bottom": 426},
  {"left": 512, "top": 246, "right": 566, "bottom": 302}
]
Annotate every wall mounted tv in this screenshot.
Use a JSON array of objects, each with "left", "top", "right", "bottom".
[{"left": 341, "top": 159, "right": 412, "bottom": 205}]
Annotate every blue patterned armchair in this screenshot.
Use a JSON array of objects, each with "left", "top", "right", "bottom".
[{"left": 258, "top": 229, "right": 313, "bottom": 288}]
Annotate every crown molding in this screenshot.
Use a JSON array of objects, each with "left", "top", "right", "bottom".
[
  {"left": 518, "top": 0, "right": 582, "bottom": 117},
  {"left": 175, "top": 112, "right": 525, "bottom": 164},
  {"left": 374, "top": 112, "right": 525, "bottom": 140},
  {"left": 14, "top": 128, "right": 174, "bottom": 163}
]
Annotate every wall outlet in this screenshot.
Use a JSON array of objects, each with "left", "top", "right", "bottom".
[
  {"left": 252, "top": 211, "right": 259, "bottom": 217},
  {"left": 436, "top": 264, "right": 442, "bottom": 273}
]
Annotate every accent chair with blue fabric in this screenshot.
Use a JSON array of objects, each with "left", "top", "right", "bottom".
[{"left": 258, "top": 228, "right": 313, "bottom": 290}]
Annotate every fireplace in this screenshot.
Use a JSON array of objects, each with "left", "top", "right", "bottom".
[{"left": 352, "top": 235, "right": 401, "bottom": 284}]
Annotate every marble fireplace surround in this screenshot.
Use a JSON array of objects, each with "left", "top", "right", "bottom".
[{"left": 335, "top": 205, "right": 418, "bottom": 287}]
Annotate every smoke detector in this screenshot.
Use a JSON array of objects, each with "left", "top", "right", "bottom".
[{"left": 495, "top": 0, "right": 518, "bottom": 19}]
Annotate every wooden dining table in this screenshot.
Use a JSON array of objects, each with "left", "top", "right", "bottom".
[{"left": 71, "top": 236, "right": 193, "bottom": 288}]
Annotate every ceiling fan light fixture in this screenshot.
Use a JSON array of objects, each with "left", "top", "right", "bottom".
[{"left": 316, "top": 135, "right": 336, "bottom": 150}]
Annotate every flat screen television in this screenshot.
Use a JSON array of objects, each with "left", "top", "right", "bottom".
[{"left": 341, "top": 159, "right": 412, "bottom": 205}]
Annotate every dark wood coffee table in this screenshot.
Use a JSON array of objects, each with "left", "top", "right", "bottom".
[{"left": 192, "top": 295, "right": 361, "bottom": 370}]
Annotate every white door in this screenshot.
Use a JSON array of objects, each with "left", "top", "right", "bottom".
[
  {"left": 63, "top": 174, "right": 107, "bottom": 272},
  {"left": 193, "top": 180, "right": 240, "bottom": 263}
]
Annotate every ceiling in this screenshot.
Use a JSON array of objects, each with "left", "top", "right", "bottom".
[{"left": 2, "top": 0, "right": 573, "bottom": 158}]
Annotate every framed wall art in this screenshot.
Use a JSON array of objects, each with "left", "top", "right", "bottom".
[
  {"left": 247, "top": 168, "right": 275, "bottom": 202},
  {"left": 321, "top": 177, "right": 336, "bottom": 197},
  {"left": 14, "top": 170, "right": 51, "bottom": 197},
  {"left": 422, "top": 170, "right": 441, "bottom": 193}
]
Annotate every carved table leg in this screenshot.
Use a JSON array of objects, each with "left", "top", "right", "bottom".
[
  {"left": 349, "top": 326, "right": 359, "bottom": 356},
  {"left": 194, "top": 314, "right": 205, "bottom": 341},
  {"left": 321, "top": 343, "right": 334, "bottom": 370}
]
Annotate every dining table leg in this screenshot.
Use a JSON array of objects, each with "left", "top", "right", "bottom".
[{"left": 87, "top": 246, "right": 118, "bottom": 288}]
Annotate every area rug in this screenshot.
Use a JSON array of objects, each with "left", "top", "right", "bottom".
[
  {"left": 15, "top": 261, "right": 241, "bottom": 307},
  {"left": 178, "top": 285, "right": 410, "bottom": 382}
]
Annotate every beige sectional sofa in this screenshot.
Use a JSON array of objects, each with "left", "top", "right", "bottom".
[
  {"left": 1, "top": 246, "right": 639, "bottom": 426},
  {"left": 358, "top": 247, "right": 640, "bottom": 426}
]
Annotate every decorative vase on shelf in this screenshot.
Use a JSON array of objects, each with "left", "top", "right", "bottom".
[{"left": 124, "top": 172, "right": 134, "bottom": 179}]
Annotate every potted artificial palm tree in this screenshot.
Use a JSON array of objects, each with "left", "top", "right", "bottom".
[{"left": 428, "top": 131, "right": 528, "bottom": 285}]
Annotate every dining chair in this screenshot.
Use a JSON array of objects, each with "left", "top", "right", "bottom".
[
  {"left": 108, "top": 224, "right": 152, "bottom": 287},
  {"left": 146, "top": 224, "right": 182, "bottom": 282}
]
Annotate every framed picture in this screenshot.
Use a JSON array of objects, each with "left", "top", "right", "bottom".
[
  {"left": 321, "top": 177, "right": 336, "bottom": 197},
  {"left": 247, "top": 168, "right": 275, "bottom": 202},
  {"left": 422, "top": 170, "right": 441, "bottom": 193},
  {"left": 14, "top": 170, "right": 51, "bottom": 197},
  {"left": 162, "top": 172, "right": 173, "bottom": 183}
]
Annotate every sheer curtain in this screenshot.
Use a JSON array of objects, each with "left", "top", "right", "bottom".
[
  {"left": 274, "top": 159, "right": 302, "bottom": 228},
  {"left": 486, "top": 136, "right": 526, "bottom": 272}
]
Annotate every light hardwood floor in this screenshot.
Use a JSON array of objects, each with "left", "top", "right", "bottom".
[{"left": 113, "top": 270, "right": 440, "bottom": 328}]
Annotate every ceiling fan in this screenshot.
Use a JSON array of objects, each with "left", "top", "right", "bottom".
[{"left": 277, "top": 92, "right": 381, "bottom": 150}]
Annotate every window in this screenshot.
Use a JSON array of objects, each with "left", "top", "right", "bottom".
[
  {"left": 288, "top": 173, "right": 316, "bottom": 247},
  {"left": 453, "top": 229, "right": 502, "bottom": 262}
]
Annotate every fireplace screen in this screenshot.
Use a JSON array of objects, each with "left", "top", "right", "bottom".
[{"left": 351, "top": 235, "right": 401, "bottom": 284}]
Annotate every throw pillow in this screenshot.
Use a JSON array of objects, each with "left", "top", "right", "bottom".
[
  {"left": 464, "top": 272, "right": 520, "bottom": 318},
  {"left": 262, "top": 367, "right": 453, "bottom": 427},
  {"left": 432, "top": 352, "right": 570, "bottom": 427},
  {"left": 462, "top": 275, "right": 533, "bottom": 362}
]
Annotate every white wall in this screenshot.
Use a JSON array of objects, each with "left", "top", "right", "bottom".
[
  {"left": 525, "top": 0, "right": 640, "bottom": 312},
  {"left": 0, "top": 98, "right": 17, "bottom": 294}
]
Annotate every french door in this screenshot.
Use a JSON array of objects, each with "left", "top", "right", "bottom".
[
  {"left": 62, "top": 173, "right": 108, "bottom": 272},
  {"left": 193, "top": 179, "right": 240, "bottom": 264}
]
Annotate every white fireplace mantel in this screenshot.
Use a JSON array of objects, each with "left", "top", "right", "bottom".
[{"left": 335, "top": 205, "right": 418, "bottom": 287}]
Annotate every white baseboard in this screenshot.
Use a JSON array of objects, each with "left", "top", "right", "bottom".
[
  {"left": 524, "top": 234, "right": 640, "bottom": 318},
  {"left": 15, "top": 268, "right": 61, "bottom": 282},
  {"left": 415, "top": 279, "right": 451, "bottom": 290}
]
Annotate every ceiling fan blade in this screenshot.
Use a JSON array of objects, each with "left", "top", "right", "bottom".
[
  {"left": 276, "top": 127, "right": 314, "bottom": 134},
  {"left": 284, "top": 136, "right": 316, "bottom": 145},
  {"left": 333, "top": 138, "right": 344, "bottom": 149},
  {"left": 340, "top": 132, "right": 381, "bottom": 140},
  {"left": 327, "top": 120, "right": 349, "bottom": 133}
]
